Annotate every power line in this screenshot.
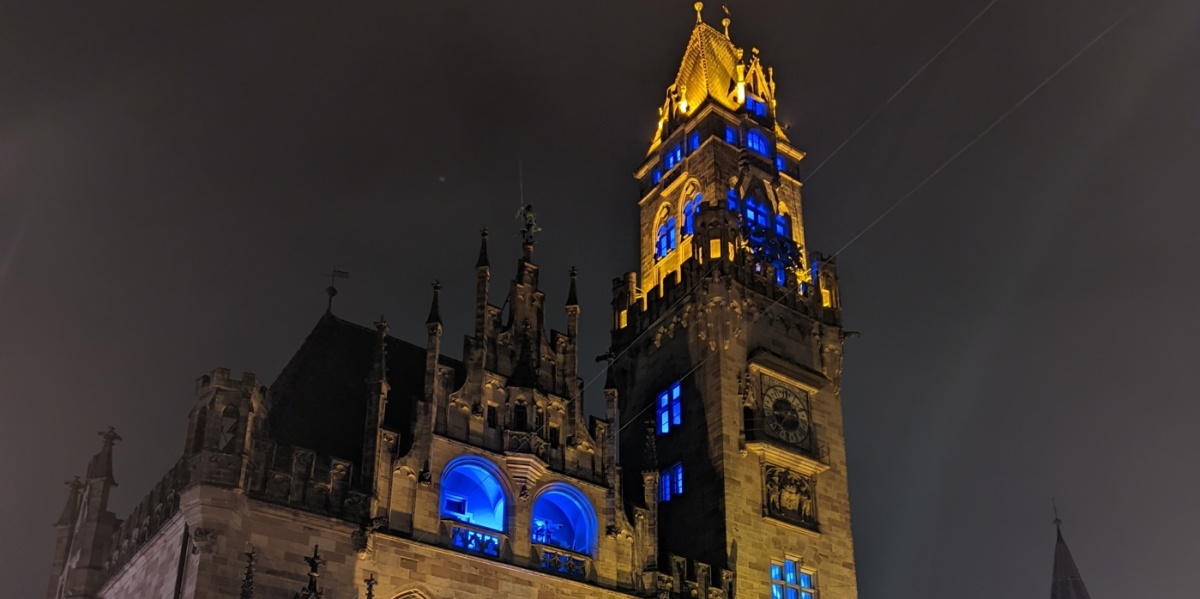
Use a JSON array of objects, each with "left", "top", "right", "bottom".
[
  {"left": 832, "top": 1, "right": 1143, "bottom": 258},
  {"left": 803, "top": 0, "right": 1001, "bottom": 182}
]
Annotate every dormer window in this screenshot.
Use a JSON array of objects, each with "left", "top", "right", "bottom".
[
  {"left": 664, "top": 144, "right": 683, "bottom": 170},
  {"left": 746, "top": 97, "right": 769, "bottom": 117},
  {"left": 747, "top": 130, "right": 771, "bottom": 156}
]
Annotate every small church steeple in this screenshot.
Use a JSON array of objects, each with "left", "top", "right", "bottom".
[{"left": 1050, "top": 511, "right": 1093, "bottom": 599}]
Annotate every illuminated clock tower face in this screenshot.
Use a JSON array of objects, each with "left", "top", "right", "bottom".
[{"left": 762, "top": 382, "right": 811, "bottom": 448}]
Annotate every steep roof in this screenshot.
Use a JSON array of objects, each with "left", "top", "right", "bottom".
[
  {"left": 267, "top": 312, "right": 464, "bottom": 471},
  {"left": 1050, "top": 524, "right": 1092, "bottom": 599},
  {"left": 673, "top": 22, "right": 742, "bottom": 115}
]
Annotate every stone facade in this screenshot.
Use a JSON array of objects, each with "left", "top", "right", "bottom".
[{"left": 46, "top": 9, "right": 858, "bottom": 599}]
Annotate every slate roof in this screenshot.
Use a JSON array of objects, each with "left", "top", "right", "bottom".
[
  {"left": 1050, "top": 524, "right": 1092, "bottom": 599},
  {"left": 266, "top": 312, "right": 464, "bottom": 474}
]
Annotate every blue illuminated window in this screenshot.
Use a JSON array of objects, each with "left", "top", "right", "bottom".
[
  {"left": 655, "top": 217, "right": 677, "bottom": 259},
  {"left": 664, "top": 144, "right": 683, "bottom": 170},
  {"left": 745, "top": 197, "right": 771, "bottom": 228},
  {"left": 775, "top": 155, "right": 787, "bottom": 172},
  {"left": 771, "top": 559, "right": 816, "bottom": 599},
  {"left": 725, "top": 125, "right": 738, "bottom": 145},
  {"left": 726, "top": 188, "right": 739, "bottom": 211},
  {"left": 683, "top": 197, "right": 699, "bottom": 236},
  {"left": 656, "top": 381, "right": 682, "bottom": 435},
  {"left": 450, "top": 525, "right": 500, "bottom": 557},
  {"left": 439, "top": 456, "right": 508, "bottom": 533},
  {"left": 775, "top": 266, "right": 787, "bottom": 287},
  {"left": 652, "top": 168, "right": 662, "bottom": 184},
  {"left": 747, "top": 97, "right": 768, "bottom": 117},
  {"left": 531, "top": 484, "right": 597, "bottom": 556},
  {"left": 659, "top": 462, "right": 684, "bottom": 502},
  {"left": 689, "top": 130, "right": 701, "bottom": 153},
  {"left": 747, "top": 130, "right": 771, "bottom": 156},
  {"left": 775, "top": 214, "right": 791, "bottom": 237}
]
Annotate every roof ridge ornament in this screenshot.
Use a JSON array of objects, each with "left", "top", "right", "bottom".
[
  {"left": 722, "top": 4, "right": 731, "bottom": 38},
  {"left": 694, "top": 2, "right": 704, "bottom": 24}
]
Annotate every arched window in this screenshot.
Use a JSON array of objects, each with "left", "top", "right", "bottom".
[
  {"left": 531, "top": 484, "right": 597, "bottom": 556},
  {"left": 683, "top": 197, "right": 699, "bottom": 236},
  {"left": 747, "top": 130, "right": 771, "bottom": 156},
  {"left": 439, "top": 456, "right": 508, "bottom": 533},
  {"left": 655, "top": 216, "right": 677, "bottom": 259}
]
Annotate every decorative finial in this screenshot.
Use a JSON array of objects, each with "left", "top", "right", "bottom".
[
  {"left": 722, "top": 5, "right": 731, "bottom": 37},
  {"left": 476, "top": 227, "right": 490, "bottom": 268},
  {"left": 1052, "top": 498, "right": 1062, "bottom": 528},
  {"left": 566, "top": 266, "right": 579, "bottom": 307},
  {"left": 694, "top": 2, "right": 704, "bottom": 24},
  {"left": 426, "top": 281, "right": 442, "bottom": 326},
  {"left": 364, "top": 574, "right": 377, "bottom": 599},
  {"left": 99, "top": 426, "right": 122, "bottom": 446},
  {"left": 295, "top": 545, "right": 325, "bottom": 597},
  {"left": 327, "top": 270, "right": 350, "bottom": 313}
]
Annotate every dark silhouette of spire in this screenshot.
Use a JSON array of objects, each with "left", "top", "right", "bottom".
[
  {"left": 239, "top": 550, "right": 256, "bottom": 599},
  {"left": 86, "top": 427, "right": 121, "bottom": 486},
  {"left": 364, "top": 573, "right": 377, "bottom": 599},
  {"left": 294, "top": 545, "right": 324, "bottom": 598},
  {"left": 1049, "top": 510, "right": 1092, "bottom": 599},
  {"left": 566, "top": 266, "right": 579, "bottom": 307},
  {"left": 476, "top": 227, "right": 490, "bottom": 268},
  {"left": 425, "top": 281, "right": 442, "bottom": 326}
]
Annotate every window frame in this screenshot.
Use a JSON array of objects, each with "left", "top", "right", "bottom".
[
  {"left": 747, "top": 129, "right": 771, "bottom": 156},
  {"left": 770, "top": 558, "right": 817, "bottom": 599},
  {"left": 656, "top": 381, "right": 683, "bottom": 435}
]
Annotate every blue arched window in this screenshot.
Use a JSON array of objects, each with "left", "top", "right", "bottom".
[
  {"left": 439, "top": 456, "right": 508, "bottom": 533},
  {"left": 747, "top": 130, "right": 771, "bottom": 156},
  {"left": 683, "top": 197, "right": 699, "bottom": 236},
  {"left": 655, "top": 217, "right": 677, "bottom": 259},
  {"left": 531, "top": 484, "right": 597, "bottom": 556}
]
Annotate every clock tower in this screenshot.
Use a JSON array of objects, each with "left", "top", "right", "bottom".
[{"left": 610, "top": 5, "right": 858, "bottom": 598}]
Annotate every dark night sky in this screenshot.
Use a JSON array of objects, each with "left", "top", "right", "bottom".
[{"left": 3, "top": 1, "right": 1198, "bottom": 597}]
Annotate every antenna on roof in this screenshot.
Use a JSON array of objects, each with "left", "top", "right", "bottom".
[{"left": 327, "top": 269, "right": 350, "bottom": 313}]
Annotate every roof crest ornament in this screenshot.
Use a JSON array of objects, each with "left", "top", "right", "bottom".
[
  {"left": 722, "top": 4, "right": 731, "bottom": 38},
  {"left": 694, "top": 2, "right": 704, "bottom": 24},
  {"left": 326, "top": 269, "right": 350, "bottom": 313}
]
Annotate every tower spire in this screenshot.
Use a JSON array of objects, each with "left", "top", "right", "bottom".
[
  {"left": 475, "top": 227, "right": 490, "bottom": 268},
  {"left": 1049, "top": 509, "right": 1092, "bottom": 599},
  {"left": 425, "top": 281, "right": 442, "bottom": 326}
]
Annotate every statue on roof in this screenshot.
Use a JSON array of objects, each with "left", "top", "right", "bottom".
[{"left": 517, "top": 204, "right": 542, "bottom": 245}]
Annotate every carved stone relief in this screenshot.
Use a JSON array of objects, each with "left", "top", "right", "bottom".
[{"left": 764, "top": 465, "right": 818, "bottom": 530}]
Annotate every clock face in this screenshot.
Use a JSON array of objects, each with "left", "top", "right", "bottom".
[{"left": 762, "top": 384, "right": 810, "bottom": 447}]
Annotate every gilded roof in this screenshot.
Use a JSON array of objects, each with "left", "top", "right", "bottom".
[
  {"left": 674, "top": 22, "right": 742, "bottom": 114},
  {"left": 649, "top": 14, "right": 791, "bottom": 153}
]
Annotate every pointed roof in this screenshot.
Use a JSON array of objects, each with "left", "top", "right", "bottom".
[
  {"left": 267, "top": 312, "right": 464, "bottom": 469},
  {"left": 425, "top": 281, "right": 442, "bottom": 326},
  {"left": 674, "top": 21, "right": 742, "bottom": 116},
  {"left": 648, "top": 7, "right": 791, "bottom": 153},
  {"left": 566, "top": 266, "right": 579, "bottom": 307},
  {"left": 1050, "top": 522, "right": 1092, "bottom": 599}
]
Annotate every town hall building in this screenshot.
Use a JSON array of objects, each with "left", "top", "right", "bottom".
[{"left": 46, "top": 5, "right": 1078, "bottom": 599}]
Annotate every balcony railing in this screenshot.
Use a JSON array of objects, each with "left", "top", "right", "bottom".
[
  {"left": 443, "top": 520, "right": 505, "bottom": 558},
  {"left": 534, "top": 544, "right": 590, "bottom": 580}
]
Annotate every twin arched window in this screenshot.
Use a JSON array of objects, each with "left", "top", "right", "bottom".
[
  {"left": 439, "top": 456, "right": 597, "bottom": 557},
  {"left": 655, "top": 216, "right": 678, "bottom": 259}
]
